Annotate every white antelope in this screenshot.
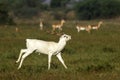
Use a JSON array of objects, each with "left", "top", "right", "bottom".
[
  {"left": 76, "top": 25, "right": 91, "bottom": 33},
  {"left": 90, "top": 21, "right": 103, "bottom": 30},
  {"left": 16, "top": 34, "right": 71, "bottom": 70},
  {"left": 52, "top": 19, "right": 65, "bottom": 33},
  {"left": 40, "top": 19, "right": 43, "bottom": 30}
]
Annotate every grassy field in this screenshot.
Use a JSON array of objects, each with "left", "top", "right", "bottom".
[{"left": 0, "top": 20, "right": 120, "bottom": 80}]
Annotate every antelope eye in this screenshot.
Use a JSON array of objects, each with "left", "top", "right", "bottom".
[
  {"left": 64, "top": 36, "right": 66, "bottom": 37},
  {"left": 66, "top": 36, "right": 68, "bottom": 38}
]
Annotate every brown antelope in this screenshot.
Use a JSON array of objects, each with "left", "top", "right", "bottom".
[
  {"left": 40, "top": 19, "right": 43, "bottom": 30},
  {"left": 52, "top": 19, "right": 65, "bottom": 33},
  {"left": 90, "top": 21, "right": 103, "bottom": 30},
  {"left": 76, "top": 25, "right": 91, "bottom": 33},
  {"left": 15, "top": 27, "right": 19, "bottom": 32}
]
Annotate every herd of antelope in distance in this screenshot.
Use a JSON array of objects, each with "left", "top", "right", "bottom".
[
  {"left": 39, "top": 19, "right": 103, "bottom": 34},
  {"left": 76, "top": 21, "right": 103, "bottom": 33},
  {"left": 15, "top": 19, "right": 103, "bottom": 34}
]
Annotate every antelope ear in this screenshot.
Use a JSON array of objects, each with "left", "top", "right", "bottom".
[{"left": 69, "top": 36, "right": 71, "bottom": 40}]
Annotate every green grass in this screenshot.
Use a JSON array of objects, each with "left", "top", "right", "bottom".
[{"left": 0, "top": 20, "right": 120, "bottom": 80}]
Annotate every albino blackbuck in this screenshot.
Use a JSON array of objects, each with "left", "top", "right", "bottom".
[{"left": 16, "top": 34, "right": 71, "bottom": 70}]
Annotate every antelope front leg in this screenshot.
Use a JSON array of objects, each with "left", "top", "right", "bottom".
[
  {"left": 56, "top": 52, "right": 67, "bottom": 69},
  {"left": 48, "top": 53, "right": 52, "bottom": 70},
  {"left": 16, "top": 49, "right": 27, "bottom": 63}
]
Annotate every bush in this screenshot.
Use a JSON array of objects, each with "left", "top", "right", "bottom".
[
  {"left": 0, "top": 3, "right": 15, "bottom": 25},
  {"left": 12, "top": 0, "right": 48, "bottom": 18},
  {"left": 52, "top": 11, "right": 65, "bottom": 20},
  {"left": 14, "top": 6, "right": 38, "bottom": 18},
  {"left": 75, "top": 0, "right": 120, "bottom": 20},
  {"left": 66, "top": 11, "right": 76, "bottom": 20}
]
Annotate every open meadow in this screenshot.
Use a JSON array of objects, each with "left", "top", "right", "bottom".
[{"left": 0, "top": 20, "right": 120, "bottom": 80}]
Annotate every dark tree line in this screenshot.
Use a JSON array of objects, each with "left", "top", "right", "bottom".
[
  {"left": 0, "top": 0, "right": 120, "bottom": 24},
  {"left": 0, "top": 3, "right": 14, "bottom": 25},
  {"left": 75, "top": 0, "right": 120, "bottom": 20}
]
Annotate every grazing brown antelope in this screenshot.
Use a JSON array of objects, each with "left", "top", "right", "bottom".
[
  {"left": 15, "top": 27, "right": 19, "bottom": 32},
  {"left": 40, "top": 19, "right": 43, "bottom": 30},
  {"left": 90, "top": 21, "right": 103, "bottom": 30},
  {"left": 76, "top": 24, "right": 91, "bottom": 33},
  {"left": 52, "top": 19, "right": 65, "bottom": 33}
]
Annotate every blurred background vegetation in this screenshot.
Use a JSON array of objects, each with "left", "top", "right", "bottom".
[{"left": 0, "top": 0, "right": 120, "bottom": 24}]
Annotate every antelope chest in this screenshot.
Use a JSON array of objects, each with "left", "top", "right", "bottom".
[{"left": 80, "top": 27, "right": 86, "bottom": 30}]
